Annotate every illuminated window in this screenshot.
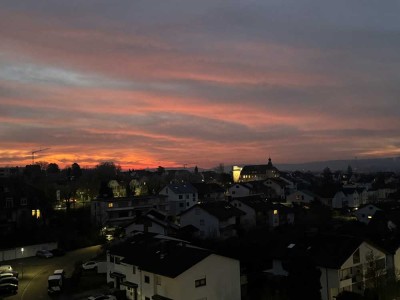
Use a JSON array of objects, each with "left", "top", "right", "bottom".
[
  {"left": 32, "top": 209, "right": 41, "bottom": 219},
  {"left": 108, "top": 202, "right": 113, "bottom": 208},
  {"left": 367, "top": 215, "right": 372, "bottom": 219},
  {"left": 273, "top": 210, "right": 278, "bottom": 215}
]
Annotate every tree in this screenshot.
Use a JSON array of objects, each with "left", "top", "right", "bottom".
[
  {"left": 365, "top": 251, "right": 386, "bottom": 291},
  {"left": 347, "top": 165, "right": 353, "bottom": 177},
  {"left": 323, "top": 167, "right": 333, "bottom": 183},
  {"left": 46, "top": 163, "right": 60, "bottom": 174},
  {"left": 157, "top": 166, "right": 165, "bottom": 175},
  {"left": 98, "top": 181, "right": 113, "bottom": 198},
  {"left": 35, "top": 161, "right": 49, "bottom": 171},
  {"left": 95, "top": 162, "right": 120, "bottom": 182},
  {"left": 71, "top": 163, "right": 82, "bottom": 178}
]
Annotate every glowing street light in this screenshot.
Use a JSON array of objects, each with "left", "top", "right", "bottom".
[{"left": 20, "top": 248, "right": 24, "bottom": 278}]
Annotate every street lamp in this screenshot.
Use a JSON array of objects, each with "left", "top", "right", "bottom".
[{"left": 20, "top": 248, "right": 24, "bottom": 279}]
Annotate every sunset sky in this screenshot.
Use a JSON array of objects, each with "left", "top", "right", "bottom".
[{"left": 1, "top": 1, "right": 400, "bottom": 170}]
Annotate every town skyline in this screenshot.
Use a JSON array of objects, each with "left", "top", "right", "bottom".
[{"left": 1, "top": 1, "right": 400, "bottom": 170}]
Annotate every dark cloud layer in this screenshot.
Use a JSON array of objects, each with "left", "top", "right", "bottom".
[{"left": 0, "top": 0, "right": 400, "bottom": 169}]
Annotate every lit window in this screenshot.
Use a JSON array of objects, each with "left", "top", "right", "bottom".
[
  {"left": 368, "top": 215, "right": 372, "bottom": 219},
  {"left": 32, "top": 209, "right": 41, "bottom": 219},
  {"left": 273, "top": 210, "right": 278, "bottom": 215},
  {"left": 108, "top": 202, "right": 113, "bottom": 208},
  {"left": 195, "top": 277, "right": 206, "bottom": 288}
]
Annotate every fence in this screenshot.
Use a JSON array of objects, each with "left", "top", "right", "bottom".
[{"left": 0, "top": 242, "right": 58, "bottom": 262}]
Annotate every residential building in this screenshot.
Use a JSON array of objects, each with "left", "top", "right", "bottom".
[
  {"left": 123, "top": 209, "right": 179, "bottom": 236},
  {"left": 179, "top": 202, "right": 245, "bottom": 239},
  {"left": 286, "top": 190, "right": 316, "bottom": 205},
  {"left": 107, "top": 232, "right": 241, "bottom": 300},
  {"left": 332, "top": 188, "right": 360, "bottom": 209},
  {"left": 191, "top": 182, "right": 225, "bottom": 202},
  {"left": 0, "top": 178, "right": 43, "bottom": 235},
  {"left": 267, "top": 235, "right": 387, "bottom": 300},
  {"left": 158, "top": 183, "right": 198, "bottom": 216},
  {"left": 231, "top": 195, "right": 294, "bottom": 228},
  {"left": 91, "top": 195, "right": 168, "bottom": 227}
]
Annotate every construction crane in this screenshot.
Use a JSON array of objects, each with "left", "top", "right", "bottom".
[{"left": 31, "top": 148, "right": 50, "bottom": 164}]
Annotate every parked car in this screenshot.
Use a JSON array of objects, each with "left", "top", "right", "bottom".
[
  {"left": 53, "top": 269, "right": 66, "bottom": 278},
  {"left": 0, "top": 265, "right": 18, "bottom": 278},
  {"left": 0, "top": 277, "right": 18, "bottom": 285},
  {"left": 0, "top": 273, "right": 18, "bottom": 281},
  {"left": 0, "top": 266, "right": 12, "bottom": 273},
  {"left": 36, "top": 250, "right": 53, "bottom": 258},
  {"left": 50, "top": 248, "right": 66, "bottom": 256},
  {"left": 0, "top": 282, "right": 18, "bottom": 294},
  {"left": 87, "top": 294, "right": 117, "bottom": 300},
  {"left": 82, "top": 261, "right": 98, "bottom": 270}
]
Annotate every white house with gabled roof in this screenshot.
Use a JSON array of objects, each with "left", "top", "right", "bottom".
[
  {"left": 107, "top": 233, "right": 241, "bottom": 300},
  {"left": 159, "top": 183, "right": 198, "bottom": 216}
]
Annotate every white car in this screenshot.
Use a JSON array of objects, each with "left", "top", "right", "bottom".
[
  {"left": 81, "top": 261, "right": 98, "bottom": 270},
  {"left": 87, "top": 294, "right": 117, "bottom": 300},
  {"left": 0, "top": 265, "right": 18, "bottom": 278},
  {"left": 36, "top": 250, "right": 53, "bottom": 258},
  {"left": 0, "top": 266, "right": 12, "bottom": 273}
]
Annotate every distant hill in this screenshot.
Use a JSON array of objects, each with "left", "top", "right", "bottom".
[{"left": 275, "top": 157, "right": 400, "bottom": 173}]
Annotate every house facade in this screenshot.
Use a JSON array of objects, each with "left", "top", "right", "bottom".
[
  {"left": 179, "top": 202, "right": 244, "bottom": 239},
  {"left": 107, "top": 233, "right": 241, "bottom": 300},
  {"left": 231, "top": 196, "right": 294, "bottom": 229},
  {"left": 123, "top": 210, "right": 179, "bottom": 236},
  {"left": 267, "top": 236, "right": 387, "bottom": 300},
  {"left": 238, "top": 157, "right": 280, "bottom": 182},
  {"left": 91, "top": 195, "right": 168, "bottom": 227},
  {"left": 227, "top": 183, "right": 252, "bottom": 199},
  {"left": 159, "top": 183, "right": 198, "bottom": 216},
  {"left": 286, "top": 190, "right": 316, "bottom": 205},
  {"left": 332, "top": 189, "right": 360, "bottom": 209}
]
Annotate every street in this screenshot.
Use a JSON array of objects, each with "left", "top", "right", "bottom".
[{"left": 1, "top": 245, "right": 102, "bottom": 300}]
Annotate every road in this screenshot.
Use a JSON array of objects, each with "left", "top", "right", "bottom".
[{"left": 1, "top": 245, "right": 101, "bottom": 300}]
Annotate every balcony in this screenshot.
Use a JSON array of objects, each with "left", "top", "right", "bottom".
[{"left": 339, "top": 277, "right": 353, "bottom": 288}]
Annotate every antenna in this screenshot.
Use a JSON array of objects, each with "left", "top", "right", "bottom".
[{"left": 31, "top": 148, "right": 50, "bottom": 164}]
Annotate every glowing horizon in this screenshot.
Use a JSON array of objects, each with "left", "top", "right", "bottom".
[{"left": 1, "top": 1, "right": 400, "bottom": 170}]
